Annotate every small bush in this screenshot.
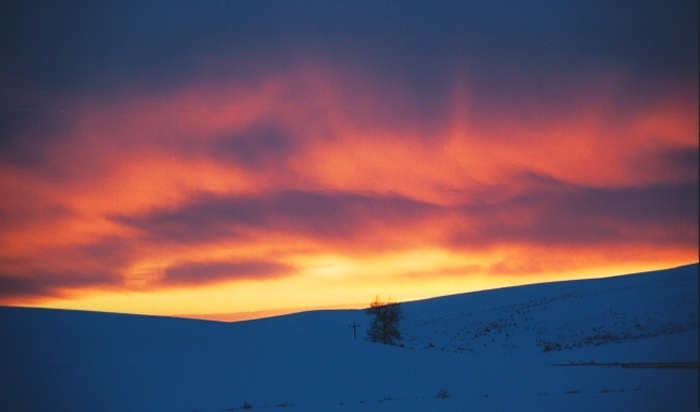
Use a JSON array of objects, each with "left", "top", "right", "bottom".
[{"left": 436, "top": 388, "right": 450, "bottom": 398}]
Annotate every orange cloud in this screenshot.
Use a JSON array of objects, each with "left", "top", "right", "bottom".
[{"left": 0, "top": 62, "right": 697, "bottom": 318}]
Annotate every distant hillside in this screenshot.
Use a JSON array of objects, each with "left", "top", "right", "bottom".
[{"left": 400, "top": 263, "right": 699, "bottom": 357}]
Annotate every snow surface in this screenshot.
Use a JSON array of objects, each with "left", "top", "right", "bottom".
[{"left": 1, "top": 264, "right": 698, "bottom": 411}]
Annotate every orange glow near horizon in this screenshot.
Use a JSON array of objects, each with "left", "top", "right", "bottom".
[{"left": 0, "top": 63, "right": 697, "bottom": 321}]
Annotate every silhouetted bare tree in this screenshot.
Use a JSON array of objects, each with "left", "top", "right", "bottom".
[{"left": 366, "top": 296, "right": 403, "bottom": 345}]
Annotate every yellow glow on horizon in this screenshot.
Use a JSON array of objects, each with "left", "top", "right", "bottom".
[{"left": 31, "top": 252, "right": 697, "bottom": 322}]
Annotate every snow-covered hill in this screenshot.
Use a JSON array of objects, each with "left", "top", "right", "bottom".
[
  {"left": 401, "top": 265, "right": 698, "bottom": 359},
  {"left": 1, "top": 264, "right": 698, "bottom": 411}
]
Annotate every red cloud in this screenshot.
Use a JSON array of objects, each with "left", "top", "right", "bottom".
[{"left": 0, "top": 62, "right": 697, "bottom": 309}]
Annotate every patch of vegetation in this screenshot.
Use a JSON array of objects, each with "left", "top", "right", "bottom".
[
  {"left": 436, "top": 388, "right": 450, "bottom": 398},
  {"left": 366, "top": 297, "right": 404, "bottom": 345}
]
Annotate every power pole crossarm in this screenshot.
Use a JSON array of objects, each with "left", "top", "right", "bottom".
[{"left": 349, "top": 323, "right": 360, "bottom": 339}]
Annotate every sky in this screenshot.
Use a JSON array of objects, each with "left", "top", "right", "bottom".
[{"left": 0, "top": 1, "right": 698, "bottom": 321}]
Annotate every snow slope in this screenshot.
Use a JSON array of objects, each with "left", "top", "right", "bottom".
[{"left": 1, "top": 264, "right": 697, "bottom": 411}]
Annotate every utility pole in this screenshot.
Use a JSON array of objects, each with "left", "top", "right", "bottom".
[{"left": 349, "top": 323, "right": 360, "bottom": 340}]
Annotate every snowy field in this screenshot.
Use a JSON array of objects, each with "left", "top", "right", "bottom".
[{"left": 1, "top": 264, "right": 697, "bottom": 411}]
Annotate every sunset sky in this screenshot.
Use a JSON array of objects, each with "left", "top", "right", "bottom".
[{"left": 1, "top": 1, "right": 698, "bottom": 321}]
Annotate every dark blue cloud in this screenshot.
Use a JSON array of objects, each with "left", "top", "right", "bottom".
[
  {"left": 118, "top": 178, "right": 699, "bottom": 253},
  {"left": 631, "top": 146, "right": 700, "bottom": 183},
  {"left": 117, "top": 190, "right": 442, "bottom": 245},
  {"left": 212, "top": 125, "right": 297, "bottom": 171},
  {"left": 161, "top": 260, "right": 294, "bottom": 286},
  {"left": 0, "top": 109, "right": 73, "bottom": 169},
  {"left": 0, "top": 267, "right": 123, "bottom": 300},
  {"left": 451, "top": 180, "right": 699, "bottom": 249},
  {"left": 0, "top": 236, "right": 134, "bottom": 299}
]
